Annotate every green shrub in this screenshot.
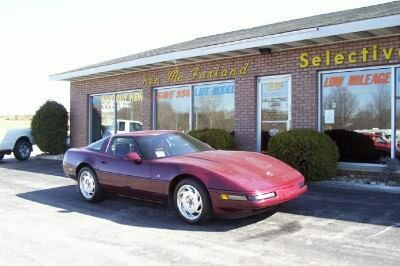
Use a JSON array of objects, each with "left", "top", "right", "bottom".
[
  {"left": 31, "top": 101, "right": 68, "bottom": 155},
  {"left": 188, "top": 128, "right": 235, "bottom": 150},
  {"left": 325, "top": 129, "right": 377, "bottom": 163},
  {"left": 267, "top": 129, "right": 339, "bottom": 181}
]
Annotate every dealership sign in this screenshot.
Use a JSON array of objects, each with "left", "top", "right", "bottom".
[
  {"left": 143, "top": 62, "right": 250, "bottom": 86},
  {"left": 299, "top": 45, "right": 400, "bottom": 68},
  {"left": 323, "top": 71, "right": 390, "bottom": 87},
  {"left": 156, "top": 83, "right": 234, "bottom": 99}
]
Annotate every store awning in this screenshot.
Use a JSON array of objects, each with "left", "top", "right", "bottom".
[{"left": 50, "top": 2, "right": 400, "bottom": 81}]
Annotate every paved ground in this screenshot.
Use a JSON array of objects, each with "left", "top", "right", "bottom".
[{"left": 0, "top": 157, "right": 399, "bottom": 265}]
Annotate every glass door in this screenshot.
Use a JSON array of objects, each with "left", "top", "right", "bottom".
[{"left": 257, "top": 75, "right": 291, "bottom": 152}]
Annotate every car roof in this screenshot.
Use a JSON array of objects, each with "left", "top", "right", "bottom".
[{"left": 114, "top": 130, "right": 180, "bottom": 137}]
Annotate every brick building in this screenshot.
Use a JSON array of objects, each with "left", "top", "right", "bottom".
[{"left": 52, "top": 2, "right": 400, "bottom": 173}]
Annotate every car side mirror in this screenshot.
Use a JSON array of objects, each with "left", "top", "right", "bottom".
[{"left": 126, "top": 152, "right": 142, "bottom": 163}]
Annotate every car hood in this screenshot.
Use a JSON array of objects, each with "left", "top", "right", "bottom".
[{"left": 168, "top": 150, "right": 304, "bottom": 192}]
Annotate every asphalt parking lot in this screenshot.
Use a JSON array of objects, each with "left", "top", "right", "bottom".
[{"left": 0, "top": 157, "right": 399, "bottom": 265}]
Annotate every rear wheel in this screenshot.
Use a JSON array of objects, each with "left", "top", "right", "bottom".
[
  {"left": 13, "top": 140, "right": 32, "bottom": 161},
  {"left": 78, "top": 167, "right": 104, "bottom": 202},
  {"left": 174, "top": 178, "right": 213, "bottom": 224}
]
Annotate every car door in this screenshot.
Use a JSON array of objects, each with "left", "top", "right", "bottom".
[{"left": 98, "top": 136, "right": 151, "bottom": 196}]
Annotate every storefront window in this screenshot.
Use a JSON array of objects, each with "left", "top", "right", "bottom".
[
  {"left": 90, "top": 90, "right": 143, "bottom": 143},
  {"left": 155, "top": 86, "right": 190, "bottom": 131},
  {"left": 193, "top": 82, "right": 234, "bottom": 132},
  {"left": 321, "top": 67, "right": 392, "bottom": 163},
  {"left": 91, "top": 94, "right": 115, "bottom": 142},
  {"left": 116, "top": 91, "right": 143, "bottom": 133}
]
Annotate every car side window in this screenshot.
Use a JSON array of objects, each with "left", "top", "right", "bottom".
[
  {"left": 87, "top": 137, "right": 108, "bottom": 152},
  {"left": 108, "top": 137, "right": 136, "bottom": 158},
  {"left": 130, "top": 122, "right": 143, "bottom": 132},
  {"left": 118, "top": 122, "right": 126, "bottom": 131}
]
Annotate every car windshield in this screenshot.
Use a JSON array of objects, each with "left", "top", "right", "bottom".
[{"left": 135, "top": 132, "right": 214, "bottom": 159}]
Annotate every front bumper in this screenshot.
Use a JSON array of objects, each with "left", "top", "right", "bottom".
[{"left": 209, "top": 180, "right": 307, "bottom": 218}]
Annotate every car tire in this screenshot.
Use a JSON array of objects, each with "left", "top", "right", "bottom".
[
  {"left": 78, "top": 167, "right": 104, "bottom": 202},
  {"left": 0, "top": 153, "right": 4, "bottom": 161},
  {"left": 13, "top": 140, "right": 32, "bottom": 161},
  {"left": 174, "top": 178, "right": 213, "bottom": 224}
]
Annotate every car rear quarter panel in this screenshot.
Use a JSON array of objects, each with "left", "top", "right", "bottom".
[
  {"left": 63, "top": 137, "right": 110, "bottom": 179},
  {"left": 63, "top": 148, "right": 101, "bottom": 179}
]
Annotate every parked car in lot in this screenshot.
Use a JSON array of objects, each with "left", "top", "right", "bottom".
[
  {"left": 116, "top": 120, "right": 143, "bottom": 133},
  {"left": 363, "top": 132, "right": 400, "bottom": 158},
  {"left": 100, "top": 120, "right": 143, "bottom": 139},
  {"left": 0, "top": 128, "right": 34, "bottom": 161},
  {"left": 63, "top": 130, "right": 307, "bottom": 224}
]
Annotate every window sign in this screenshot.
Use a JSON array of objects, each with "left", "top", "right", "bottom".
[
  {"left": 90, "top": 90, "right": 143, "bottom": 143},
  {"left": 324, "top": 109, "right": 335, "bottom": 124},
  {"left": 322, "top": 68, "right": 391, "bottom": 130},
  {"left": 155, "top": 87, "right": 191, "bottom": 131},
  {"left": 154, "top": 82, "right": 235, "bottom": 133},
  {"left": 116, "top": 91, "right": 143, "bottom": 133},
  {"left": 91, "top": 94, "right": 115, "bottom": 142},
  {"left": 261, "top": 79, "right": 289, "bottom": 121},
  {"left": 193, "top": 82, "right": 235, "bottom": 132}
]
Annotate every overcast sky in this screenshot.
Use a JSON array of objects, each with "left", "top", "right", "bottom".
[{"left": 0, "top": 0, "right": 392, "bottom": 115}]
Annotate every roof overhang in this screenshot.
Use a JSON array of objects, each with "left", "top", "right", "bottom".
[{"left": 50, "top": 14, "right": 400, "bottom": 81}]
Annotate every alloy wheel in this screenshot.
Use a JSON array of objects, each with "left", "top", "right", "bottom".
[
  {"left": 79, "top": 171, "right": 96, "bottom": 199},
  {"left": 176, "top": 184, "right": 203, "bottom": 220},
  {"left": 19, "top": 144, "right": 30, "bottom": 159}
]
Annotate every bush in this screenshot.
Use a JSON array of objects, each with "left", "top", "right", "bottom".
[
  {"left": 267, "top": 129, "right": 339, "bottom": 181},
  {"left": 31, "top": 101, "right": 68, "bottom": 155},
  {"left": 325, "top": 129, "right": 377, "bottom": 163},
  {"left": 188, "top": 128, "right": 235, "bottom": 150}
]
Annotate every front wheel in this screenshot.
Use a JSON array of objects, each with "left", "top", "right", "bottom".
[
  {"left": 13, "top": 140, "right": 32, "bottom": 161},
  {"left": 174, "top": 178, "right": 213, "bottom": 224},
  {"left": 78, "top": 167, "right": 104, "bottom": 202}
]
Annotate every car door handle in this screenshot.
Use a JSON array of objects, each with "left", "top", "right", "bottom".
[{"left": 101, "top": 160, "right": 107, "bottom": 164}]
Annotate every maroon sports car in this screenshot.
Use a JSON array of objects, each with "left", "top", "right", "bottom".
[{"left": 63, "top": 130, "right": 307, "bottom": 224}]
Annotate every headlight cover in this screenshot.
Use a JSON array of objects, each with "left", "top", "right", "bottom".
[
  {"left": 220, "top": 192, "right": 276, "bottom": 201},
  {"left": 248, "top": 192, "right": 276, "bottom": 201}
]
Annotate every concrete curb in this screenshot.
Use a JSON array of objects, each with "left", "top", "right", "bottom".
[
  {"left": 36, "top": 154, "right": 64, "bottom": 161},
  {"left": 311, "top": 180, "right": 400, "bottom": 194}
]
